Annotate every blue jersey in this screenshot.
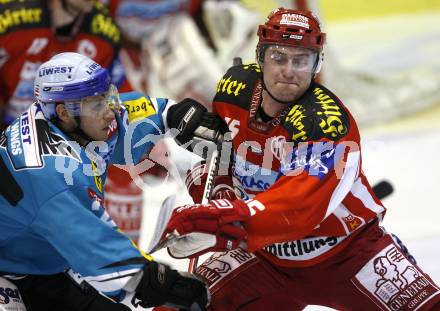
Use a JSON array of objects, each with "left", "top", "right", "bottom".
[{"left": 0, "top": 92, "right": 173, "bottom": 297}]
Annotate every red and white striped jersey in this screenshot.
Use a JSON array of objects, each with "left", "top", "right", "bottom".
[{"left": 213, "top": 63, "right": 386, "bottom": 267}]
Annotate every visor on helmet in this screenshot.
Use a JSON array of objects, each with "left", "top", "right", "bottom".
[
  {"left": 264, "top": 45, "right": 318, "bottom": 73},
  {"left": 64, "top": 84, "right": 121, "bottom": 117}
]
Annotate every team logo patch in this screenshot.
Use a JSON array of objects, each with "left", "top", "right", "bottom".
[
  {"left": 195, "top": 248, "right": 256, "bottom": 291},
  {"left": 0, "top": 277, "right": 25, "bottom": 309},
  {"left": 0, "top": 287, "right": 21, "bottom": 305},
  {"left": 352, "top": 244, "right": 440, "bottom": 310},
  {"left": 280, "top": 143, "right": 336, "bottom": 179},
  {"left": 342, "top": 214, "right": 363, "bottom": 232},
  {"left": 270, "top": 136, "right": 288, "bottom": 161}
]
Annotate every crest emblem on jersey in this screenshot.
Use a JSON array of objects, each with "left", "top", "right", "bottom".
[
  {"left": 352, "top": 244, "right": 440, "bottom": 310},
  {"left": 341, "top": 214, "right": 363, "bottom": 232},
  {"left": 270, "top": 136, "right": 287, "bottom": 161},
  {"left": 196, "top": 248, "right": 256, "bottom": 288}
]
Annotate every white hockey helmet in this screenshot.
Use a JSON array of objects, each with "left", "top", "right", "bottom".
[{"left": 34, "top": 52, "right": 119, "bottom": 120}]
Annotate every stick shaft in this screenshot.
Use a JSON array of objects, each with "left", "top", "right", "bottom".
[{"left": 188, "top": 146, "right": 221, "bottom": 272}]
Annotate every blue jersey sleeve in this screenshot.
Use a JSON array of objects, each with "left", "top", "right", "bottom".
[{"left": 110, "top": 91, "right": 175, "bottom": 165}]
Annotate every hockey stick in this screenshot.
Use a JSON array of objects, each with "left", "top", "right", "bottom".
[
  {"left": 147, "top": 194, "right": 178, "bottom": 254},
  {"left": 146, "top": 140, "right": 223, "bottom": 255},
  {"left": 188, "top": 59, "right": 240, "bottom": 272},
  {"left": 147, "top": 178, "right": 394, "bottom": 255},
  {"left": 188, "top": 142, "right": 222, "bottom": 272}
]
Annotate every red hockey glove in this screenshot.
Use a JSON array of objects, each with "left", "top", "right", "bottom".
[
  {"left": 164, "top": 199, "right": 251, "bottom": 258},
  {"left": 185, "top": 161, "right": 237, "bottom": 203}
]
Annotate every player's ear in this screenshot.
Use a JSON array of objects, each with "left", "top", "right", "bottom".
[{"left": 56, "top": 104, "right": 72, "bottom": 123}]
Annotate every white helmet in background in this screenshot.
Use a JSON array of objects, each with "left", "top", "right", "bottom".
[{"left": 34, "top": 52, "right": 119, "bottom": 120}]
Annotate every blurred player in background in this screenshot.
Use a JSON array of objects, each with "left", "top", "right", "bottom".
[
  {"left": 0, "top": 0, "right": 131, "bottom": 128},
  {"left": 157, "top": 8, "right": 440, "bottom": 310},
  {"left": 103, "top": 0, "right": 261, "bottom": 108}
]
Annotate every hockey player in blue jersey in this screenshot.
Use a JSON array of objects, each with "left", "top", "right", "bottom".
[{"left": 0, "top": 52, "right": 213, "bottom": 310}]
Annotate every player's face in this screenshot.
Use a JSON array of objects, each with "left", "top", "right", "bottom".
[
  {"left": 79, "top": 94, "right": 116, "bottom": 141},
  {"left": 262, "top": 45, "right": 317, "bottom": 102},
  {"left": 64, "top": 0, "right": 93, "bottom": 13}
]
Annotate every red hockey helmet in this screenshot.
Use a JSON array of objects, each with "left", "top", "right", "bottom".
[{"left": 257, "top": 8, "right": 326, "bottom": 63}]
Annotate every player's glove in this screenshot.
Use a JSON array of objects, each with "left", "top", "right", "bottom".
[
  {"left": 185, "top": 161, "right": 237, "bottom": 203},
  {"left": 163, "top": 199, "right": 251, "bottom": 258},
  {"left": 134, "top": 261, "right": 210, "bottom": 310},
  {"left": 167, "top": 98, "right": 227, "bottom": 146}
]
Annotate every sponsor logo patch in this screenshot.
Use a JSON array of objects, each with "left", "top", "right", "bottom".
[
  {"left": 280, "top": 143, "right": 336, "bottom": 179},
  {"left": 216, "top": 76, "right": 246, "bottom": 96},
  {"left": 342, "top": 214, "right": 363, "bottom": 232},
  {"left": 352, "top": 244, "right": 440, "bottom": 310},
  {"left": 270, "top": 136, "right": 288, "bottom": 161},
  {"left": 264, "top": 235, "right": 345, "bottom": 260},
  {"left": 280, "top": 13, "right": 309, "bottom": 29},
  {"left": 284, "top": 104, "right": 309, "bottom": 142},
  {"left": 0, "top": 7, "right": 43, "bottom": 34},
  {"left": 38, "top": 66, "right": 74, "bottom": 77},
  {"left": 237, "top": 175, "right": 270, "bottom": 191},
  {"left": 313, "top": 87, "right": 348, "bottom": 139},
  {"left": 123, "top": 96, "right": 156, "bottom": 123},
  {"left": 0, "top": 286, "right": 23, "bottom": 305},
  {"left": 282, "top": 34, "right": 303, "bottom": 40},
  {"left": 195, "top": 248, "right": 256, "bottom": 289},
  {"left": 91, "top": 13, "right": 121, "bottom": 43}
]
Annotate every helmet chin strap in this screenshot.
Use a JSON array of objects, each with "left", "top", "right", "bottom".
[
  {"left": 72, "top": 117, "right": 94, "bottom": 146},
  {"left": 61, "top": 0, "right": 81, "bottom": 18},
  {"left": 260, "top": 74, "right": 295, "bottom": 105}
]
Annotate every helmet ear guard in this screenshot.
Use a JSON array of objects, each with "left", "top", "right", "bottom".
[{"left": 314, "top": 51, "right": 324, "bottom": 74}]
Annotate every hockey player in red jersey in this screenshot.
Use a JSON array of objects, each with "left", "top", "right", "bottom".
[
  {"left": 158, "top": 8, "right": 440, "bottom": 310},
  {"left": 0, "top": 0, "right": 132, "bottom": 129}
]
